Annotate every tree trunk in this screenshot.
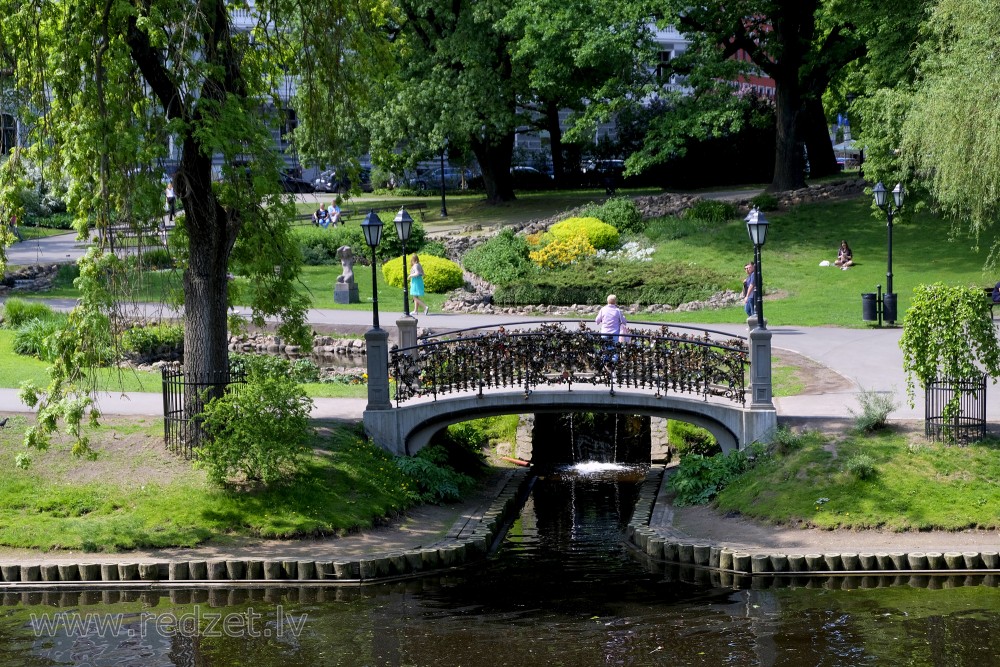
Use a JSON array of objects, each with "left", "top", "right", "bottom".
[
  {"left": 800, "top": 97, "right": 839, "bottom": 179},
  {"left": 770, "top": 79, "right": 804, "bottom": 192},
  {"left": 545, "top": 101, "right": 566, "bottom": 188},
  {"left": 472, "top": 132, "right": 516, "bottom": 203}
]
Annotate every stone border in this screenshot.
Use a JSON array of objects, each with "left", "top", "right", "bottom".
[
  {"left": 626, "top": 467, "right": 1000, "bottom": 577},
  {"left": 0, "top": 468, "right": 530, "bottom": 589}
]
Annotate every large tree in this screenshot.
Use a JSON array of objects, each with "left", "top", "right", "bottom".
[
  {"left": 0, "top": 0, "right": 384, "bottom": 455},
  {"left": 368, "top": 0, "right": 654, "bottom": 201},
  {"left": 655, "top": 1, "right": 873, "bottom": 191}
]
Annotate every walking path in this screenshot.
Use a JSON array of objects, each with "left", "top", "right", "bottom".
[{"left": 3, "top": 232, "right": 999, "bottom": 569}]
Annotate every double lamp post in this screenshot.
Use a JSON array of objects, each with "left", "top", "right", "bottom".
[{"left": 362, "top": 206, "right": 416, "bottom": 411}]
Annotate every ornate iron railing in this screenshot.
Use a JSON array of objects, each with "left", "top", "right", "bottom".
[{"left": 389, "top": 321, "right": 748, "bottom": 407}]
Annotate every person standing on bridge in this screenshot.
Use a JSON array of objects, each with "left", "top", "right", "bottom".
[{"left": 595, "top": 294, "right": 628, "bottom": 341}]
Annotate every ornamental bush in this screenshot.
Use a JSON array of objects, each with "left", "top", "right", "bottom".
[
  {"left": 197, "top": 357, "right": 314, "bottom": 489},
  {"left": 549, "top": 217, "right": 620, "bottom": 250},
  {"left": 121, "top": 322, "right": 184, "bottom": 358},
  {"left": 529, "top": 232, "right": 596, "bottom": 269},
  {"left": 1, "top": 298, "right": 60, "bottom": 329},
  {"left": 580, "top": 197, "right": 645, "bottom": 234},
  {"left": 296, "top": 224, "right": 367, "bottom": 266},
  {"left": 461, "top": 228, "right": 534, "bottom": 284},
  {"left": 684, "top": 199, "right": 739, "bottom": 224},
  {"left": 382, "top": 253, "right": 464, "bottom": 292}
]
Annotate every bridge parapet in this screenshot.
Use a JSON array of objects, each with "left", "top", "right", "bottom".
[{"left": 390, "top": 320, "right": 748, "bottom": 406}]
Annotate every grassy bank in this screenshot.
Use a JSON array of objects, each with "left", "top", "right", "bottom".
[
  {"left": 0, "top": 416, "right": 425, "bottom": 551},
  {"left": 715, "top": 428, "right": 1000, "bottom": 531}
]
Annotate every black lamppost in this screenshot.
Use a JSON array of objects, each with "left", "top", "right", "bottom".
[
  {"left": 394, "top": 207, "right": 414, "bottom": 316},
  {"left": 362, "top": 210, "right": 384, "bottom": 328},
  {"left": 439, "top": 148, "right": 448, "bottom": 217},
  {"left": 745, "top": 207, "right": 770, "bottom": 329},
  {"left": 873, "top": 181, "right": 904, "bottom": 324}
]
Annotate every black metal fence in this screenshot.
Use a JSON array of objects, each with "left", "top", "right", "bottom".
[
  {"left": 924, "top": 374, "right": 987, "bottom": 444},
  {"left": 390, "top": 321, "right": 748, "bottom": 407},
  {"left": 162, "top": 366, "right": 247, "bottom": 458}
]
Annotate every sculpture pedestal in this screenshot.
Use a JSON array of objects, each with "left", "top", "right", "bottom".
[{"left": 334, "top": 282, "right": 359, "bottom": 304}]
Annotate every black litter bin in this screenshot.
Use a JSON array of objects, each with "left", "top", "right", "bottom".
[
  {"left": 883, "top": 292, "right": 898, "bottom": 323},
  {"left": 862, "top": 293, "right": 878, "bottom": 321}
]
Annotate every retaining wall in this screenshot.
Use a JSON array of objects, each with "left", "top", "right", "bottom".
[
  {"left": 0, "top": 468, "right": 530, "bottom": 589},
  {"left": 627, "top": 467, "right": 1000, "bottom": 580}
]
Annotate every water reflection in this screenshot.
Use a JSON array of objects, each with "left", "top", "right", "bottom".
[{"left": 2, "top": 469, "right": 1000, "bottom": 666}]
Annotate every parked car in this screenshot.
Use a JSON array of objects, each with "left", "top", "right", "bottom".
[
  {"left": 279, "top": 170, "right": 315, "bottom": 193},
  {"left": 410, "top": 167, "right": 476, "bottom": 191},
  {"left": 510, "top": 165, "right": 553, "bottom": 190},
  {"left": 313, "top": 167, "right": 372, "bottom": 193}
]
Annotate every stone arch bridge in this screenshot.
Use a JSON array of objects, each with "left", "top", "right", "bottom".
[{"left": 362, "top": 320, "right": 776, "bottom": 457}]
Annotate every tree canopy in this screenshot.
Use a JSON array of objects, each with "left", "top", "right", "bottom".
[{"left": 0, "top": 0, "right": 385, "bottom": 457}]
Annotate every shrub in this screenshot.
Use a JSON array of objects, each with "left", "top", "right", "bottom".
[
  {"left": 296, "top": 224, "right": 367, "bottom": 266},
  {"left": 529, "top": 232, "right": 596, "bottom": 269},
  {"left": 378, "top": 220, "right": 427, "bottom": 260},
  {"left": 770, "top": 426, "right": 804, "bottom": 456},
  {"left": 667, "top": 449, "right": 754, "bottom": 505},
  {"left": 230, "top": 353, "right": 320, "bottom": 384},
  {"left": 382, "top": 254, "right": 464, "bottom": 293},
  {"left": 493, "top": 260, "right": 726, "bottom": 307},
  {"left": 549, "top": 217, "right": 620, "bottom": 250},
  {"left": 580, "top": 197, "right": 645, "bottom": 234},
  {"left": 668, "top": 420, "right": 722, "bottom": 457},
  {"left": 684, "top": 199, "right": 738, "bottom": 224},
  {"left": 121, "top": 323, "right": 184, "bottom": 358},
  {"left": 395, "top": 446, "right": 475, "bottom": 503},
  {"left": 643, "top": 216, "right": 710, "bottom": 242},
  {"left": 419, "top": 240, "right": 448, "bottom": 258},
  {"left": 1, "top": 298, "right": 60, "bottom": 329},
  {"left": 850, "top": 387, "right": 898, "bottom": 433},
  {"left": 197, "top": 365, "right": 314, "bottom": 488},
  {"left": 138, "top": 247, "right": 174, "bottom": 270},
  {"left": 750, "top": 193, "right": 779, "bottom": 211},
  {"left": 12, "top": 316, "right": 68, "bottom": 361},
  {"left": 461, "top": 229, "right": 535, "bottom": 285},
  {"left": 846, "top": 453, "right": 879, "bottom": 481}
]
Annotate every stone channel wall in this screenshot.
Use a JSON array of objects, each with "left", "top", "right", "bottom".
[
  {"left": 628, "top": 467, "right": 1000, "bottom": 579},
  {"left": 0, "top": 468, "right": 530, "bottom": 588}
]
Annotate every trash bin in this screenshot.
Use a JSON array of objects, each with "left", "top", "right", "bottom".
[
  {"left": 883, "top": 292, "right": 898, "bottom": 323},
  {"left": 862, "top": 293, "right": 878, "bottom": 321}
]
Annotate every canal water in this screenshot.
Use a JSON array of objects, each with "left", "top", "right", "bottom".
[{"left": 2, "top": 464, "right": 1000, "bottom": 666}]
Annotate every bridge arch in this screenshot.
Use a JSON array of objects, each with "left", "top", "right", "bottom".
[
  {"left": 363, "top": 389, "right": 776, "bottom": 457},
  {"left": 363, "top": 320, "right": 776, "bottom": 456}
]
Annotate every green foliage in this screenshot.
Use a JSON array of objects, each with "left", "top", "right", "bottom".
[
  {"left": 549, "top": 217, "right": 620, "bottom": 251},
  {"left": 197, "top": 367, "right": 314, "bottom": 489},
  {"left": 137, "top": 248, "right": 174, "bottom": 270},
  {"left": 296, "top": 224, "right": 368, "bottom": 266},
  {"left": 121, "top": 323, "right": 184, "bottom": 358},
  {"left": 580, "top": 197, "right": 646, "bottom": 234},
  {"left": 1, "top": 298, "right": 60, "bottom": 329},
  {"left": 846, "top": 453, "right": 879, "bottom": 481},
  {"left": 419, "top": 240, "right": 448, "bottom": 258},
  {"left": 382, "top": 254, "right": 464, "bottom": 293},
  {"left": 899, "top": 284, "right": 1000, "bottom": 419},
  {"left": 850, "top": 387, "right": 898, "bottom": 433},
  {"left": 12, "top": 316, "right": 68, "bottom": 361},
  {"left": 378, "top": 221, "right": 427, "bottom": 260},
  {"left": 529, "top": 232, "right": 596, "bottom": 269},
  {"left": 770, "top": 426, "right": 805, "bottom": 456},
  {"left": 494, "top": 259, "right": 726, "bottom": 307},
  {"left": 394, "top": 447, "right": 474, "bottom": 504},
  {"left": 668, "top": 420, "right": 722, "bottom": 457},
  {"left": 684, "top": 199, "right": 739, "bottom": 224},
  {"left": 642, "top": 216, "right": 711, "bottom": 242},
  {"left": 667, "top": 449, "right": 756, "bottom": 506},
  {"left": 461, "top": 229, "right": 535, "bottom": 284},
  {"left": 230, "top": 353, "right": 320, "bottom": 384},
  {"left": 750, "top": 193, "right": 780, "bottom": 211}
]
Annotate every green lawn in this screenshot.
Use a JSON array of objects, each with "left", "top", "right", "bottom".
[
  {"left": 716, "top": 429, "right": 1000, "bottom": 531},
  {"left": 0, "top": 417, "right": 419, "bottom": 551}
]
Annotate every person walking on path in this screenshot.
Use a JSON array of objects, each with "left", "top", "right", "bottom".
[
  {"left": 742, "top": 263, "right": 756, "bottom": 317},
  {"left": 165, "top": 182, "right": 177, "bottom": 221},
  {"left": 409, "top": 254, "right": 429, "bottom": 315}
]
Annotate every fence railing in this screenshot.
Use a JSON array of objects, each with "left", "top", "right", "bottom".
[
  {"left": 162, "top": 366, "right": 247, "bottom": 458},
  {"left": 389, "top": 321, "right": 748, "bottom": 407},
  {"left": 924, "top": 374, "right": 987, "bottom": 444}
]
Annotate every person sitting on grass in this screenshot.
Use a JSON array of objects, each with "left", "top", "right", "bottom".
[{"left": 835, "top": 240, "right": 854, "bottom": 269}]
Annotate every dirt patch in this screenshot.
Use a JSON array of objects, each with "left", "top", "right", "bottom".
[{"left": 773, "top": 347, "right": 853, "bottom": 397}]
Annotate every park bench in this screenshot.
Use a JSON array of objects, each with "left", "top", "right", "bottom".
[
  {"left": 295, "top": 202, "right": 429, "bottom": 227},
  {"left": 984, "top": 286, "right": 999, "bottom": 319}
]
